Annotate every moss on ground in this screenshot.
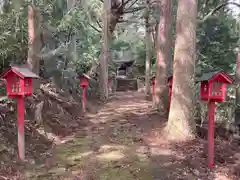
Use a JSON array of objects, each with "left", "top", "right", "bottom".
[{"left": 24, "top": 131, "right": 152, "bottom": 180}]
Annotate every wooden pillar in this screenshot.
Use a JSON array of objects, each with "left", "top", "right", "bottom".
[
  {"left": 82, "top": 87, "right": 86, "bottom": 113},
  {"left": 17, "top": 95, "right": 25, "bottom": 160},
  {"left": 208, "top": 100, "right": 215, "bottom": 168}
]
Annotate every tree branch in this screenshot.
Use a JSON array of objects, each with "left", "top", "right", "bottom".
[
  {"left": 117, "top": 19, "right": 142, "bottom": 24},
  {"left": 96, "top": 20, "right": 102, "bottom": 29},
  {"left": 38, "top": 42, "right": 71, "bottom": 60},
  {"left": 201, "top": 2, "right": 240, "bottom": 22},
  {"left": 123, "top": 6, "right": 145, "bottom": 14},
  {"left": 124, "top": 0, "right": 138, "bottom": 8},
  {"left": 89, "top": 23, "right": 102, "bottom": 33},
  {"left": 123, "top": 0, "right": 132, "bottom": 6}
]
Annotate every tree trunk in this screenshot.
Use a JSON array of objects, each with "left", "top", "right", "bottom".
[
  {"left": 153, "top": 0, "right": 173, "bottom": 113},
  {"left": 65, "top": 0, "right": 77, "bottom": 94},
  {"left": 99, "top": 0, "right": 111, "bottom": 101},
  {"left": 145, "top": 0, "right": 151, "bottom": 96},
  {"left": 166, "top": 0, "right": 197, "bottom": 141},
  {"left": 27, "top": 4, "right": 41, "bottom": 75},
  {"left": 235, "top": 50, "right": 240, "bottom": 134},
  {"left": 27, "top": 4, "right": 41, "bottom": 90},
  {"left": 67, "top": 0, "right": 76, "bottom": 58},
  {"left": 236, "top": 51, "right": 240, "bottom": 103}
]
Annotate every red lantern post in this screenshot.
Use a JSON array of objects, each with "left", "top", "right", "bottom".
[
  {"left": 198, "top": 71, "right": 232, "bottom": 168},
  {"left": 151, "top": 78, "right": 155, "bottom": 98},
  {"left": 2, "top": 65, "right": 39, "bottom": 160},
  {"left": 79, "top": 74, "right": 90, "bottom": 113},
  {"left": 151, "top": 75, "right": 173, "bottom": 112}
]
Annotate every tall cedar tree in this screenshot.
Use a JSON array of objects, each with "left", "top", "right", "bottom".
[
  {"left": 153, "top": 0, "right": 173, "bottom": 113},
  {"left": 99, "top": 0, "right": 110, "bottom": 101},
  {"left": 27, "top": 4, "right": 41, "bottom": 88},
  {"left": 145, "top": 0, "right": 151, "bottom": 96},
  {"left": 166, "top": 0, "right": 198, "bottom": 140}
]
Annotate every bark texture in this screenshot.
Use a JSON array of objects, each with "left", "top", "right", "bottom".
[
  {"left": 27, "top": 5, "right": 41, "bottom": 75},
  {"left": 99, "top": 0, "right": 111, "bottom": 101},
  {"left": 27, "top": 4, "right": 41, "bottom": 90},
  {"left": 166, "top": 0, "right": 197, "bottom": 141},
  {"left": 153, "top": 0, "right": 173, "bottom": 113},
  {"left": 67, "top": 0, "right": 77, "bottom": 60},
  {"left": 235, "top": 50, "right": 240, "bottom": 134},
  {"left": 236, "top": 51, "right": 240, "bottom": 105},
  {"left": 145, "top": 0, "right": 151, "bottom": 96}
]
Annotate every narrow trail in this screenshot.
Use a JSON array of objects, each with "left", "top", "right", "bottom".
[{"left": 22, "top": 91, "right": 239, "bottom": 180}]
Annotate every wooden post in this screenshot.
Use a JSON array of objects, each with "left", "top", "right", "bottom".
[
  {"left": 82, "top": 87, "right": 86, "bottom": 113},
  {"left": 17, "top": 95, "right": 25, "bottom": 160},
  {"left": 208, "top": 100, "right": 215, "bottom": 168}
]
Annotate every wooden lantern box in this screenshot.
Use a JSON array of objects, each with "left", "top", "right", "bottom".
[
  {"left": 198, "top": 71, "right": 232, "bottom": 102},
  {"left": 1, "top": 64, "right": 39, "bottom": 160},
  {"left": 79, "top": 74, "right": 90, "bottom": 88},
  {"left": 198, "top": 71, "right": 233, "bottom": 168},
  {"left": 3, "top": 65, "right": 39, "bottom": 97},
  {"left": 151, "top": 75, "right": 173, "bottom": 111},
  {"left": 151, "top": 76, "right": 155, "bottom": 86},
  {"left": 151, "top": 75, "right": 173, "bottom": 93}
]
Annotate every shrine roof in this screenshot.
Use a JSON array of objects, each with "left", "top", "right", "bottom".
[{"left": 3, "top": 64, "right": 39, "bottom": 79}]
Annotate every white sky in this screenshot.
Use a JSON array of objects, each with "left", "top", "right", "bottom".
[{"left": 228, "top": 0, "right": 240, "bottom": 16}]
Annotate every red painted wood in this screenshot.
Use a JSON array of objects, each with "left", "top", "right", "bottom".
[
  {"left": 3, "top": 71, "right": 34, "bottom": 97},
  {"left": 200, "top": 72, "right": 232, "bottom": 102},
  {"left": 168, "top": 87, "right": 172, "bottom": 111},
  {"left": 82, "top": 87, "right": 86, "bottom": 113},
  {"left": 17, "top": 96, "right": 25, "bottom": 160},
  {"left": 3, "top": 69, "right": 25, "bottom": 79},
  {"left": 2, "top": 67, "right": 37, "bottom": 160},
  {"left": 80, "top": 77, "right": 89, "bottom": 87},
  {"left": 221, "top": 83, "right": 227, "bottom": 101},
  {"left": 151, "top": 77, "right": 172, "bottom": 112},
  {"left": 208, "top": 101, "right": 215, "bottom": 168},
  {"left": 210, "top": 72, "right": 232, "bottom": 84},
  {"left": 152, "top": 79, "right": 155, "bottom": 98}
]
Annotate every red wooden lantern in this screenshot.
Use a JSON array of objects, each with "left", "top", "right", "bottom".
[
  {"left": 2, "top": 65, "right": 39, "bottom": 161},
  {"left": 198, "top": 71, "right": 232, "bottom": 168},
  {"left": 79, "top": 74, "right": 90, "bottom": 88},
  {"left": 151, "top": 75, "right": 173, "bottom": 112},
  {"left": 3, "top": 65, "right": 38, "bottom": 97},
  {"left": 199, "top": 71, "right": 232, "bottom": 102},
  {"left": 151, "top": 76, "right": 155, "bottom": 98},
  {"left": 78, "top": 74, "right": 90, "bottom": 113}
]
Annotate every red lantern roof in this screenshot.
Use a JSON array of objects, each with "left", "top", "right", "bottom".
[
  {"left": 3, "top": 65, "right": 39, "bottom": 79},
  {"left": 197, "top": 71, "right": 232, "bottom": 84},
  {"left": 78, "top": 73, "right": 90, "bottom": 80}
]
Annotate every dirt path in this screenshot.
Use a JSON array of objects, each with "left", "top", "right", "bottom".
[{"left": 11, "top": 92, "right": 240, "bottom": 179}]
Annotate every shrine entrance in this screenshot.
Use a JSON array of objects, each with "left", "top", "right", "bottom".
[{"left": 114, "top": 60, "right": 138, "bottom": 91}]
